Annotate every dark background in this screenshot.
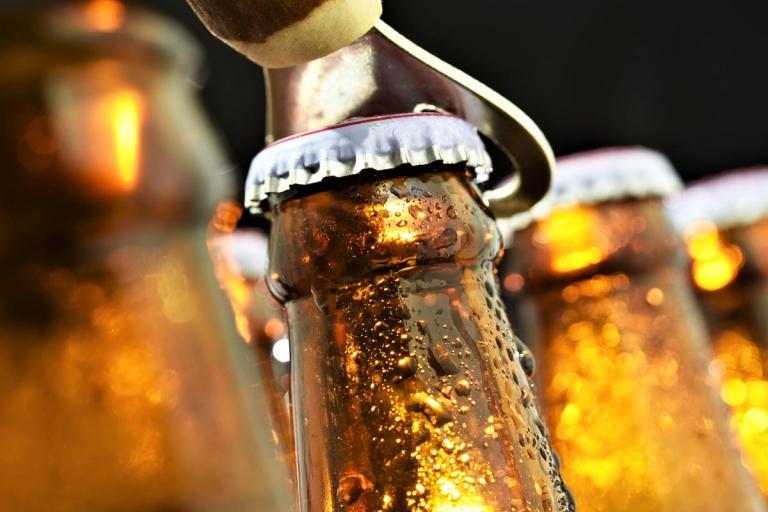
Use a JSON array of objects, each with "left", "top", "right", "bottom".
[{"left": 10, "top": 1, "right": 768, "bottom": 184}]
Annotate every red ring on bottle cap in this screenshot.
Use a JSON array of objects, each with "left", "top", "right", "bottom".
[{"left": 245, "top": 113, "right": 493, "bottom": 214}]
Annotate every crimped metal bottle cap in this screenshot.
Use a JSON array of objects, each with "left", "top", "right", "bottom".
[
  {"left": 245, "top": 113, "right": 493, "bottom": 214},
  {"left": 666, "top": 167, "right": 768, "bottom": 234},
  {"left": 498, "top": 146, "right": 682, "bottom": 234}
]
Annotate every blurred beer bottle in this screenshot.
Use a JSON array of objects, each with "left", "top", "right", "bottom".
[
  {"left": 207, "top": 206, "right": 295, "bottom": 479},
  {"left": 668, "top": 169, "right": 768, "bottom": 499},
  {"left": 500, "top": 148, "right": 765, "bottom": 512},
  {"left": 248, "top": 113, "right": 574, "bottom": 512},
  {"left": 0, "top": 2, "right": 291, "bottom": 510}
]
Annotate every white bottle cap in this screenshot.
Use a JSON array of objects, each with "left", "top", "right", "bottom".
[
  {"left": 245, "top": 113, "right": 493, "bottom": 214},
  {"left": 498, "top": 146, "right": 682, "bottom": 237},
  {"left": 666, "top": 167, "right": 768, "bottom": 234}
]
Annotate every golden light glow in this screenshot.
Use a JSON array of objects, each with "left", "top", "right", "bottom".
[
  {"left": 111, "top": 89, "right": 142, "bottom": 189},
  {"left": 367, "top": 201, "right": 422, "bottom": 244},
  {"left": 210, "top": 201, "right": 243, "bottom": 234},
  {"left": 543, "top": 272, "right": 754, "bottom": 510},
  {"left": 645, "top": 288, "right": 664, "bottom": 306},
  {"left": 534, "top": 205, "right": 605, "bottom": 274},
  {"left": 386, "top": 364, "right": 501, "bottom": 512},
  {"left": 207, "top": 245, "right": 252, "bottom": 342},
  {"left": 85, "top": 0, "right": 126, "bottom": 32},
  {"left": 0, "top": 246, "right": 286, "bottom": 507},
  {"left": 106, "top": 346, "right": 165, "bottom": 477},
  {"left": 206, "top": 234, "right": 287, "bottom": 350},
  {"left": 503, "top": 273, "right": 525, "bottom": 293},
  {"left": 406, "top": 416, "right": 497, "bottom": 512},
  {"left": 226, "top": 277, "right": 253, "bottom": 342},
  {"left": 264, "top": 318, "right": 285, "bottom": 341},
  {"left": 713, "top": 329, "right": 768, "bottom": 495},
  {"left": 148, "top": 257, "right": 197, "bottom": 324},
  {"left": 686, "top": 222, "right": 743, "bottom": 291},
  {"left": 431, "top": 494, "right": 493, "bottom": 512},
  {"left": 67, "top": 85, "right": 144, "bottom": 193}
]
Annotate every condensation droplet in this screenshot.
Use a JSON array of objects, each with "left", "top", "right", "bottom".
[
  {"left": 390, "top": 183, "right": 409, "bottom": 198},
  {"left": 337, "top": 474, "right": 369, "bottom": 505},
  {"left": 455, "top": 379, "right": 471, "bottom": 396},
  {"left": 397, "top": 356, "right": 417, "bottom": 377},
  {"left": 407, "top": 392, "right": 453, "bottom": 425},
  {"left": 428, "top": 342, "right": 461, "bottom": 376},
  {"left": 516, "top": 338, "right": 536, "bottom": 377}
]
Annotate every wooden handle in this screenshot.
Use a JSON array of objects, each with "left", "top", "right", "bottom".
[{"left": 186, "top": 0, "right": 382, "bottom": 68}]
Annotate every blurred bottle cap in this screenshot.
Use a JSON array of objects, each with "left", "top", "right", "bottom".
[
  {"left": 499, "top": 146, "right": 682, "bottom": 236},
  {"left": 666, "top": 167, "right": 768, "bottom": 234}
]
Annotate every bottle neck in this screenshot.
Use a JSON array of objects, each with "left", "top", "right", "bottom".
[
  {"left": 506, "top": 198, "right": 681, "bottom": 292},
  {"left": 269, "top": 167, "right": 573, "bottom": 511},
  {"left": 688, "top": 219, "right": 768, "bottom": 342},
  {"left": 267, "top": 168, "right": 502, "bottom": 303}
]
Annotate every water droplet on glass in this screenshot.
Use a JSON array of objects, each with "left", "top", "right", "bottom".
[
  {"left": 408, "top": 205, "right": 424, "bottom": 219},
  {"left": 396, "top": 356, "right": 416, "bottom": 377},
  {"left": 428, "top": 342, "right": 460, "bottom": 376},
  {"left": 516, "top": 338, "right": 536, "bottom": 378},
  {"left": 407, "top": 392, "right": 453, "bottom": 425},
  {"left": 521, "top": 388, "right": 532, "bottom": 408},
  {"left": 455, "top": 379, "right": 471, "bottom": 396},
  {"left": 390, "top": 183, "right": 409, "bottom": 198},
  {"left": 337, "top": 474, "right": 368, "bottom": 505}
]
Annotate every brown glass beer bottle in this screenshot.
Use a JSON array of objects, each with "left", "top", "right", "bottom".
[
  {"left": 500, "top": 148, "right": 765, "bottom": 512},
  {"left": 668, "top": 169, "right": 768, "bottom": 500},
  {"left": 0, "top": 3, "right": 291, "bottom": 511},
  {"left": 247, "top": 113, "right": 574, "bottom": 512}
]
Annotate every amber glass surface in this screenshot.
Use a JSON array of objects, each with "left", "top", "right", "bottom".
[
  {"left": 504, "top": 199, "right": 765, "bottom": 512},
  {"left": 268, "top": 168, "right": 574, "bottom": 512},
  {"left": 685, "top": 218, "right": 768, "bottom": 498},
  {"left": 0, "top": 4, "right": 290, "bottom": 511}
]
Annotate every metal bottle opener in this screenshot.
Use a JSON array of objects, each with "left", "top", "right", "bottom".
[{"left": 264, "top": 20, "right": 554, "bottom": 218}]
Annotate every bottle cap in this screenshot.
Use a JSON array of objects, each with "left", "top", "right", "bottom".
[
  {"left": 245, "top": 113, "right": 493, "bottom": 214},
  {"left": 666, "top": 167, "right": 768, "bottom": 234},
  {"left": 498, "top": 146, "right": 682, "bottom": 235}
]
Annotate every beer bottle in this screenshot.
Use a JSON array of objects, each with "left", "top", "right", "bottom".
[
  {"left": 0, "top": 3, "right": 291, "bottom": 510},
  {"left": 500, "top": 148, "right": 765, "bottom": 512},
  {"left": 667, "top": 168, "right": 768, "bottom": 499},
  {"left": 248, "top": 113, "right": 574, "bottom": 512}
]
